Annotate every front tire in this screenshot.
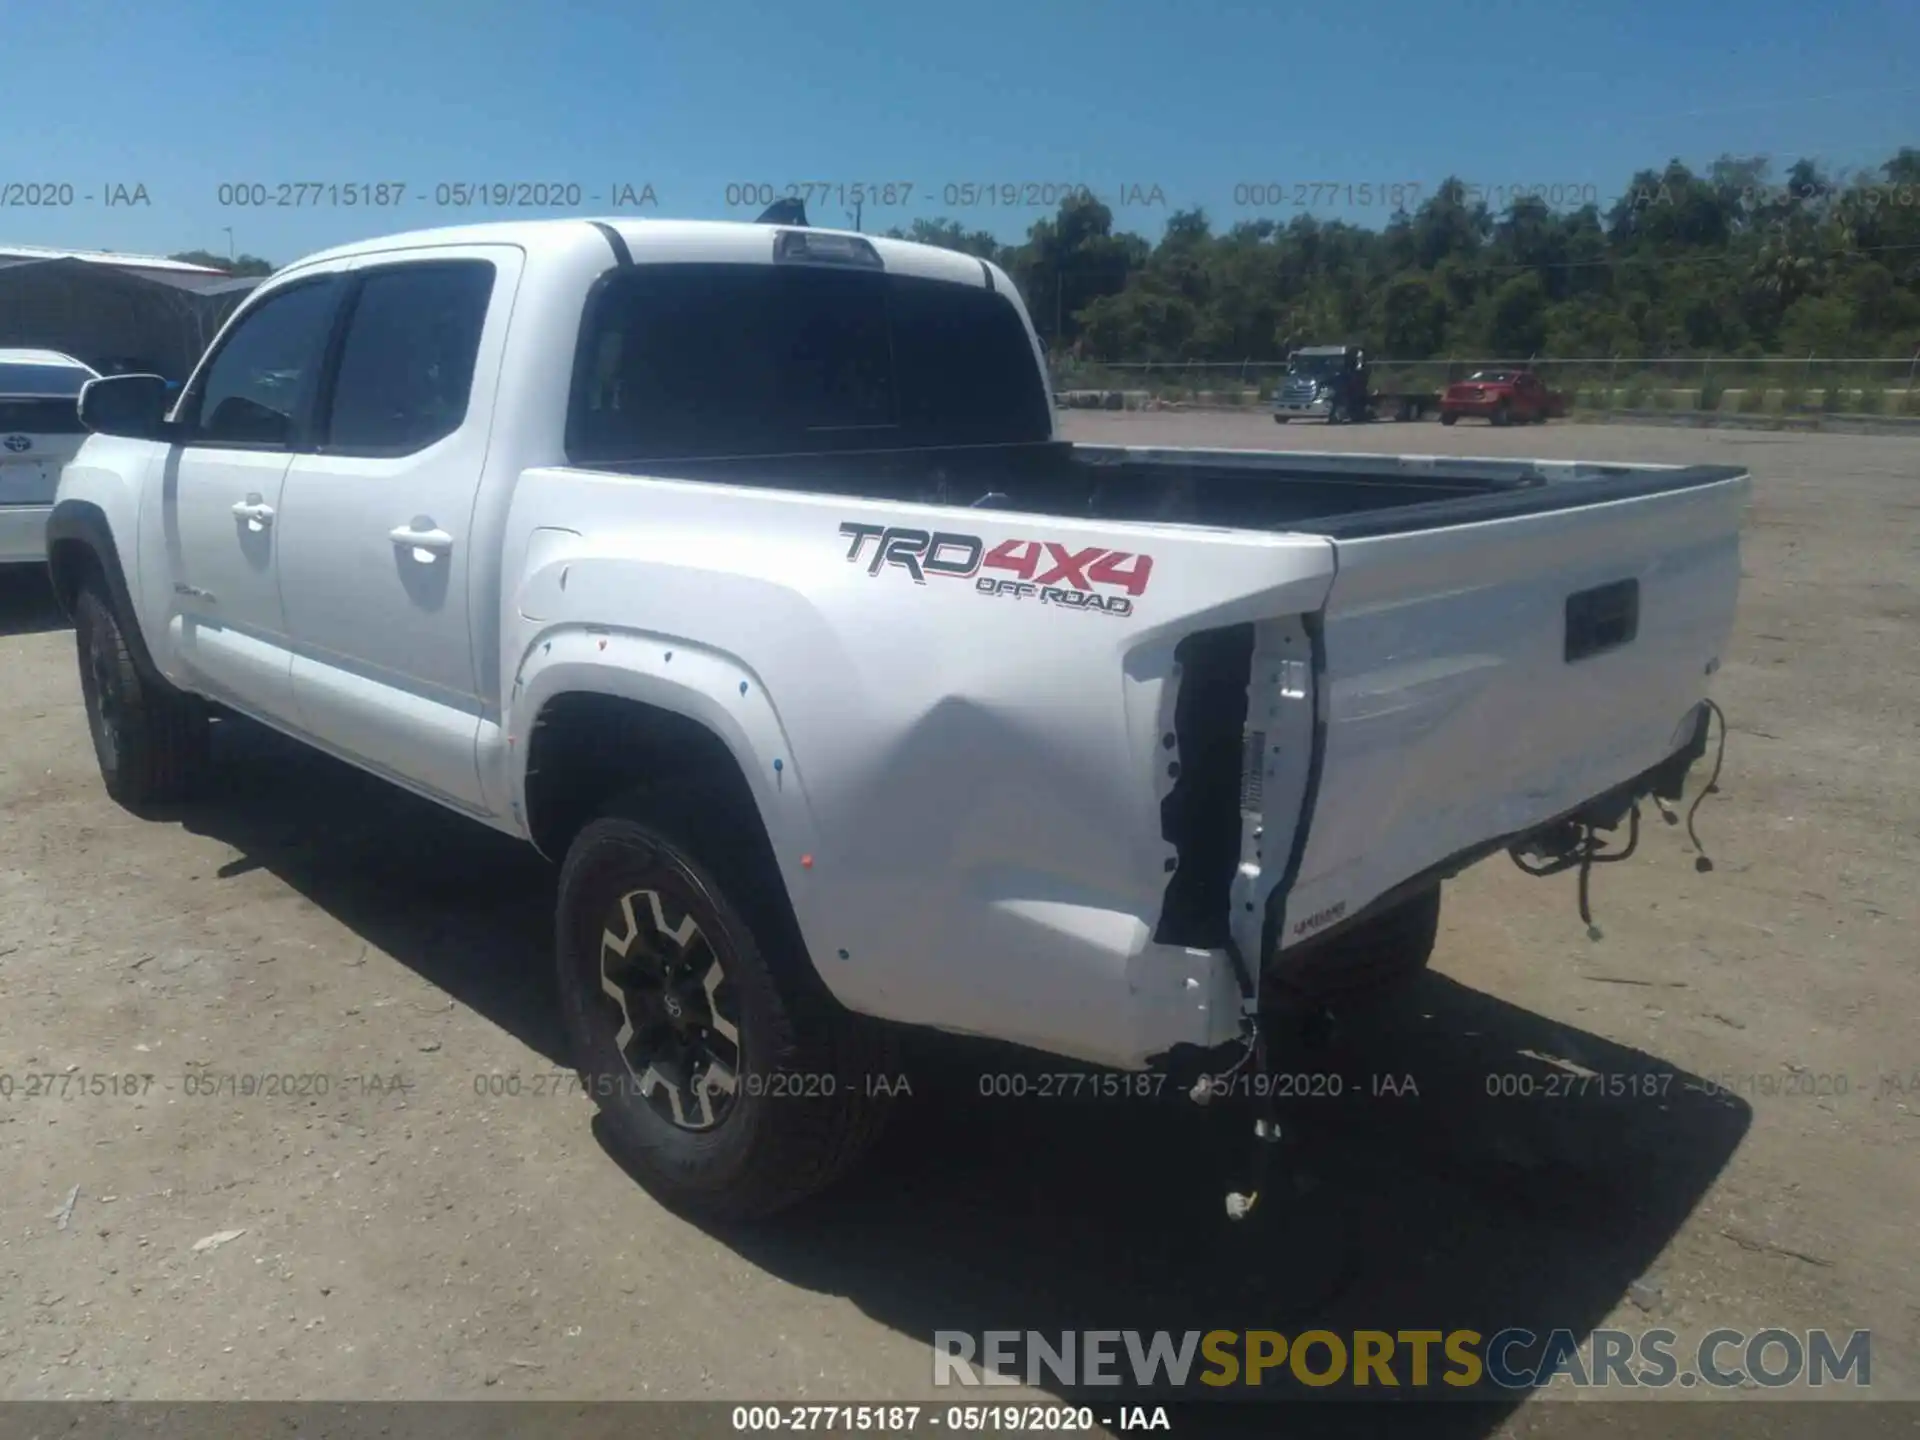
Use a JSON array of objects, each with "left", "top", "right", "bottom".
[
  {"left": 1440, "top": 410, "right": 1459, "bottom": 426},
  {"left": 555, "top": 797, "right": 894, "bottom": 1220},
  {"left": 1491, "top": 401, "right": 1512, "bottom": 428},
  {"left": 73, "top": 584, "right": 210, "bottom": 813}
]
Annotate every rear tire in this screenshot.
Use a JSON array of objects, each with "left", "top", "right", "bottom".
[
  {"left": 555, "top": 791, "right": 895, "bottom": 1221},
  {"left": 1491, "top": 401, "right": 1512, "bottom": 428},
  {"left": 73, "top": 584, "right": 210, "bottom": 813},
  {"left": 1267, "top": 884, "right": 1442, "bottom": 1005},
  {"left": 1440, "top": 411, "right": 1458, "bottom": 426},
  {"left": 1273, "top": 415, "right": 1290, "bottom": 424}
]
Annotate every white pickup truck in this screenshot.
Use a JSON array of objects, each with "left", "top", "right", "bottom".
[{"left": 50, "top": 217, "right": 1745, "bottom": 1219}]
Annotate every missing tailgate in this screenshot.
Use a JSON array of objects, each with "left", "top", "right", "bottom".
[{"left": 1154, "top": 623, "right": 1254, "bottom": 949}]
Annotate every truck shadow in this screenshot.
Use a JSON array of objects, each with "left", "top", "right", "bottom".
[
  {"left": 661, "top": 993, "right": 1750, "bottom": 1436},
  {"left": 174, "top": 717, "right": 1750, "bottom": 1438},
  {"left": 176, "top": 715, "right": 568, "bottom": 1062},
  {"left": 0, "top": 566, "right": 70, "bottom": 638}
]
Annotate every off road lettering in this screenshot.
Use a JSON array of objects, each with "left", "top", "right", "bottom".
[{"left": 841, "top": 522, "right": 1154, "bottom": 617}]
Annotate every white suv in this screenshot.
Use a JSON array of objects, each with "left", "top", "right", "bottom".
[{"left": 0, "top": 348, "right": 99, "bottom": 565}]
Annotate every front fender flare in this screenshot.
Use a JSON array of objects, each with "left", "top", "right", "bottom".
[{"left": 44, "top": 499, "right": 163, "bottom": 679}]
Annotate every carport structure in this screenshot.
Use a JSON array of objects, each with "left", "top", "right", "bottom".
[{"left": 0, "top": 246, "right": 261, "bottom": 383}]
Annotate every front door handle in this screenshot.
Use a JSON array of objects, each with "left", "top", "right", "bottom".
[
  {"left": 390, "top": 522, "right": 454, "bottom": 559},
  {"left": 231, "top": 496, "right": 275, "bottom": 531}
]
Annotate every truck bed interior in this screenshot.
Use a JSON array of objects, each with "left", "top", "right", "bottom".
[{"left": 589, "top": 441, "right": 1739, "bottom": 538}]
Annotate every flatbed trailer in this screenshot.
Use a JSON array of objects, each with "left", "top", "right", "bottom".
[{"left": 1270, "top": 345, "right": 1439, "bottom": 423}]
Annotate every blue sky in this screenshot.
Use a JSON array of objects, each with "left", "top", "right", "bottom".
[{"left": 3, "top": 0, "right": 1916, "bottom": 267}]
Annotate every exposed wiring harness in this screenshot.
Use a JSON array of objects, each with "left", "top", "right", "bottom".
[
  {"left": 1683, "top": 697, "right": 1729, "bottom": 872},
  {"left": 1508, "top": 698, "right": 1728, "bottom": 939},
  {"left": 1195, "top": 939, "right": 1285, "bottom": 1222},
  {"left": 1511, "top": 804, "right": 1642, "bottom": 940}
]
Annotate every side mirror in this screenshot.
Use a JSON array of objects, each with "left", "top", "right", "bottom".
[{"left": 77, "top": 374, "right": 176, "bottom": 440}]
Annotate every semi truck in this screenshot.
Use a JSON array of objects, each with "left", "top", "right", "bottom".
[{"left": 1272, "top": 345, "right": 1440, "bottom": 423}]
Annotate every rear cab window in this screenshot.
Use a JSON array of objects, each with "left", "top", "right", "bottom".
[{"left": 566, "top": 259, "right": 1051, "bottom": 464}]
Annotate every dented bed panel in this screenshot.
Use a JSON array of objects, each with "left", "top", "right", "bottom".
[{"left": 504, "top": 467, "right": 1337, "bottom": 1069}]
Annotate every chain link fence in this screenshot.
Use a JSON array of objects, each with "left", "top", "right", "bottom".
[{"left": 1049, "top": 354, "right": 1920, "bottom": 418}]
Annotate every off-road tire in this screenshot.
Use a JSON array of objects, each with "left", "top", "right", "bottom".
[
  {"left": 555, "top": 790, "right": 895, "bottom": 1221},
  {"left": 1267, "top": 884, "right": 1442, "bottom": 1005},
  {"left": 73, "top": 584, "right": 211, "bottom": 813}
]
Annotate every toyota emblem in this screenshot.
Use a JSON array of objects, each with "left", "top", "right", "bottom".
[{"left": 2, "top": 435, "right": 30, "bottom": 453}]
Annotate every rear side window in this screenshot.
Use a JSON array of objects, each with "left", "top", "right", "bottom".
[
  {"left": 322, "top": 261, "right": 496, "bottom": 453},
  {"left": 0, "top": 398, "right": 84, "bottom": 434},
  {"left": 0, "top": 363, "right": 92, "bottom": 397},
  {"left": 568, "top": 262, "right": 1050, "bottom": 463}
]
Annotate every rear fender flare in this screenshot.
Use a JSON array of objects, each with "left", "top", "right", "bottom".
[{"left": 505, "top": 624, "right": 825, "bottom": 901}]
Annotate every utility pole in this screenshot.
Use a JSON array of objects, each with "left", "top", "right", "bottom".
[
  {"left": 221, "top": 227, "right": 234, "bottom": 262},
  {"left": 849, "top": 199, "right": 863, "bottom": 233}
]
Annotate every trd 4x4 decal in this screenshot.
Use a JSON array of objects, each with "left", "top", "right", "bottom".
[{"left": 838, "top": 523, "right": 1153, "bottom": 618}]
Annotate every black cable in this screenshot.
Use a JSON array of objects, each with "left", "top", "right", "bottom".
[
  {"left": 1685, "top": 698, "right": 1728, "bottom": 872},
  {"left": 1575, "top": 804, "right": 1641, "bottom": 939},
  {"left": 1577, "top": 838, "right": 1598, "bottom": 938},
  {"left": 1510, "top": 842, "right": 1585, "bottom": 878},
  {"left": 1512, "top": 804, "right": 1640, "bottom": 938},
  {"left": 1592, "top": 803, "right": 1642, "bottom": 865},
  {"left": 1508, "top": 696, "right": 1728, "bottom": 939}
]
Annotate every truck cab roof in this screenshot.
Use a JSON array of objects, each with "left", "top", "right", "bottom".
[{"left": 281, "top": 216, "right": 1006, "bottom": 293}]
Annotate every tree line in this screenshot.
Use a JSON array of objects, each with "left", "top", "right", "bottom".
[
  {"left": 169, "top": 147, "right": 1920, "bottom": 363},
  {"left": 881, "top": 150, "right": 1920, "bottom": 363}
]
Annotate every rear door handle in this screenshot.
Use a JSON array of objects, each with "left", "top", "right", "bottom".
[
  {"left": 390, "top": 522, "right": 454, "bottom": 558},
  {"left": 231, "top": 496, "right": 275, "bottom": 531}
]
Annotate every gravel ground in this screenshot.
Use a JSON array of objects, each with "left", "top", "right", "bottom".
[{"left": 0, "top": 416, "right": 1913, "bottom": 1429}]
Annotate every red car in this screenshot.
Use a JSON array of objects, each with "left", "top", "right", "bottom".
[{"left": 1440, "top": 369, "right": 1564, "bottom": 426}]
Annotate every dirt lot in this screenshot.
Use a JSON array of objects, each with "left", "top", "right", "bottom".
[{"left": 0, "top": 416, "right": 1914, "bottom": 1427}]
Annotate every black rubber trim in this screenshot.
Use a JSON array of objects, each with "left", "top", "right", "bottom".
[
  {"left": 305, "top": 271, "right": 365, "bottom": 453},
  {"left": 978, "top": 259, "right": 995, "bottom": 292},
  {"left": 588, "top": 221, "right": 632, "bottom": 267},
  {"left": 43, "top": 499, "right": 164, "bottom": 681},
  {"left": 1310, "top": 463, "right": 1746, "bottom": 540}
]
